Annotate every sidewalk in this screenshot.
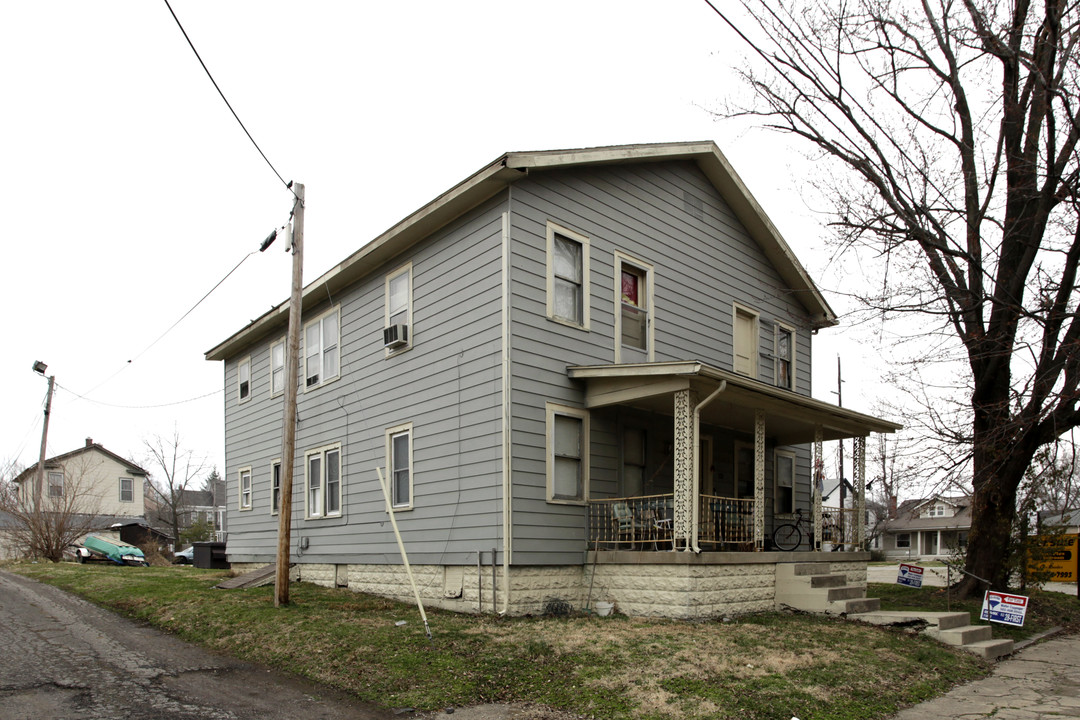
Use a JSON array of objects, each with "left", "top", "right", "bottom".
[{"left": 890, "top": 633, "right": 1080, "bottom": 719}]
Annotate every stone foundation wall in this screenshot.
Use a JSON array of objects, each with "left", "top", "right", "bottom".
[
  {"left": 229, "top": 554, "right": 867, "bottom": 620},
  {"left": 585, "top": 562, "right": 776, "bottom": 619}
]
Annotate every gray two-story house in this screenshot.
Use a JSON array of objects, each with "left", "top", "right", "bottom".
[{"left": 206, "top": 142, "right": 898, "bottom": 619}]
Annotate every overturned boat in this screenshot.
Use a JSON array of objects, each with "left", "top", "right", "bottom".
[{"left": 76, "top": 534, "right": 147, "bottom": 566}]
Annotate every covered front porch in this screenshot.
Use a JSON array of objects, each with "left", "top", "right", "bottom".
[{"left": 570, "top": 361, "right": 900, "bottom": 554}]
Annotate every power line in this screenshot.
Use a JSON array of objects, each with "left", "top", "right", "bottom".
[
  {"left": 77, "top": 249, "right": 261, "bottom": 400},
  {"left": 162, "top": 0, "right": 297, "bottom": 200},
  {"left": 57, "top": 383, "right": 223, "bottom": 410}
]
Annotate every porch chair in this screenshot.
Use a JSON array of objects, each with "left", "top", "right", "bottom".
[{"left": 612, "top": 502, "right": 636, "bottom": 549}]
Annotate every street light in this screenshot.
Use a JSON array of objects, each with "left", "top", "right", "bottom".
[{"left": 32, "top": 361, "right": 55, "bottom": 515}]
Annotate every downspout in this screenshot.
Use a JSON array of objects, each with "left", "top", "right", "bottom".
[
  {"left": 499, "top": 198, "right": 513, "bottom": 615},
  {"left": 691, "top": 381, "right": 726, "bottom": 553}
]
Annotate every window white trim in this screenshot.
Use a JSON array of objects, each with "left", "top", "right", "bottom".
[
  {"left": 303, "top": 306, "right": 341, "bottom": 391},
  {"left": 47, "top": 471, "right": 64, "bottom": 498},
  {"left": 385, "top": 423, "right": 414, "bottom": 510},
  {"left": 270, "top": 338, "right": 286, "bottom": 397},
  {"left": 732, "top": 303, "right": 760, "bottom": 378},
  {"left": 545, "top": 221, "right": 591, "bottom": 330},
  {"left": 305, "top": 442, "right": 342, "bottom": 519},
  {"left": 237, "top": 356, "right": 252, "bottom": 403},
  {"left": 613, "top": 251, "right": 654, "bottom": 363},
  {"left": 546, "top": 403, "right": 590, "bottom": 505},
  {"left": 270, "top": 458, "right": 281, "bottom": 516},
  {"left": 384, "top": 262, "right": 413, "bottom": 355},
  {"left": 238, "top": 467, "right": 252, "bottom": 511},
  {"left": 119, "top": 476, "right": 134, "bottom": 503},
  {"left": 774, "top": 449, "right": 797, "bottom": 514},
  {"left": 773, "top": 322, "right": 796, "bottom": 391}
]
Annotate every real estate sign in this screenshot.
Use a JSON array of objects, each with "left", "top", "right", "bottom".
[
  {"left": 896, "top": 563, "right": 924, "bottom": 588},
  {"left": 1027, "top": 533, "right": 1078, "bottom": 583},
  {"left": 980, "top": 591, "right": 1029, "bottom": 627}
]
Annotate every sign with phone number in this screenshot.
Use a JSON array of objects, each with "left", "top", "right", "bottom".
[{"left": 980, "top": 590, "right": 1029, "bottom": 627}]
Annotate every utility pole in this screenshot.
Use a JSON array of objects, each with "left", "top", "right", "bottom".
[
  {"left": 275, "top": 183, "right": 304, "bottom": 607},
  {"left": 32, "top": 363, "right": 54, "bottom": 515}
]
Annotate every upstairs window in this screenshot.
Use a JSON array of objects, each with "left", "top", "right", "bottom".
[
  {"left": 270, "top": 340, "right": 285, "bottom": 396},
  {"left": 615, "top": 252, "right": 654, "bottom": 361},
  {"left": 119, "top": 477, "right": 133, "bottom": 503},
  {"left": 546, "top": 222, "right": 590, "bottom": 328},
  {"left": 775, "top": 324, "right": 794, "bottom": 390},
  {"left": 238, "top": 357, "right": 251, "bottom": 402},
  {"left": 733, "top": 305, "right": 759, "bottom": 377},
  {"left": 304, "top": 308, "right": 340, "bottom": 389},
  {"left": 48, "top": 471, "right": 64, "bottom": 498},
  {"left": 385, "top": 264, "right": 412, "bottom": 353}
]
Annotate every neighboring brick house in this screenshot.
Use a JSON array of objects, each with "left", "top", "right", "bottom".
[{"left": 881, "top": 495, "right": 972, "bottom": 559}]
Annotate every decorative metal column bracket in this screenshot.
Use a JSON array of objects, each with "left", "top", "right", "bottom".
[
  {"left": 855, "top": 436, "right": 866, "bottom": 549},
  {"left": 673, "top": 389, "right": 697, "bottom": 550},
  {"left": 754, "top": 410, "right": 766, "bottom": 551},
  {"left": 813, "top": 427, "right": 824, "bottom": 552}
]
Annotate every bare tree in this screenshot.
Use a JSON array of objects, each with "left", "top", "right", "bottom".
[
  {"left": 0, "top": 455, "right": 104, "bottom": 562},
  {"left": 143, "top": 433, "right": 207, "bottom": 549},
  {"left": 713, "top": 0, "right": 1080, "bottom": 596}
]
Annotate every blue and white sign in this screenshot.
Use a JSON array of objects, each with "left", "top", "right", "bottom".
[
  {"left": 897, "top": 563, "right": 925, "bottom": 588},
  {"left": 980, "top": 591, "right": 1029, "bottom": 627}
]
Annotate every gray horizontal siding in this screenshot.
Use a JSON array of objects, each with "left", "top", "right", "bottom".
[
  {"left": 507, "top": 161, "right": 818, "bottom": 564},
  {"left": 223, "top": 196, "right": 507, "bottom": 565}
]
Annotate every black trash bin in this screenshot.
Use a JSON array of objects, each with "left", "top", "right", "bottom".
[{"left": 192, "top": 541, "right": 229, "bottom": 569}]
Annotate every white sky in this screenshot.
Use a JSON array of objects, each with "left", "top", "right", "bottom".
[{"left": 0, "top": 1, "right": 886, "bottom": 482}]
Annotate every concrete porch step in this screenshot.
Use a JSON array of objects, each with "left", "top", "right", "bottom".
[
  {"left": 932, "top": 624, "right": 993, "bottom": 645},
  {"left": 964, "top": 638, "right": 1016, "bottom": 660},
  {"left": 849, "top": 610, "right": 1014, "bottom": 659}
]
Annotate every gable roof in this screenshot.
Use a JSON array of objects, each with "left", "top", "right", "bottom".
[
  {"left": 206, "top": 141, "right": 837, "bottom": 362},
  {"left": 13, "top": 441, "right": 149, "bottom": 486}
]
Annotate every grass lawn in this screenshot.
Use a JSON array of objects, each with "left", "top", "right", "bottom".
[{"left": 8, "top": 563, "right": 1060, "bottom": 720}]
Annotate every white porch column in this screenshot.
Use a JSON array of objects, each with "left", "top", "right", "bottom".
[
  {"left": 754, "top": 409, "right": 766, "bottom": 551},
  {"left": 855, "top": 435, "right": 866, "bottom": 549},
  {"left": 673, "top": 388, "right": 697, "bottom": 550},
  {"left": 813, "top": 426, "right": 824, "bottom": 551}
]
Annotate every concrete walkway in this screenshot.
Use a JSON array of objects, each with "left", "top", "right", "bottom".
[{"left": 890, "top": 633, "right": 1080, "bottom": 719}]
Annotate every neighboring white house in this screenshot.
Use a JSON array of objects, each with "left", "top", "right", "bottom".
[
  {"left": 13, "top": 438, "right": 148, "bottom": 518},
  {"left": 881, "top": 495, "right": 972, "bottom": 559}
]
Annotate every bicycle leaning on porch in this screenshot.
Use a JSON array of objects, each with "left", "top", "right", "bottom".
[{"left": 771, "top": 508, "right": 842, "bottom": 551}]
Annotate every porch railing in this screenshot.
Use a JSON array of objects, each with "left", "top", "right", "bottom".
[
  {"left": 588, "top": 494, "right": 754, "bottom": 550},
  {"left": 822, "top": 505, "right": 858, "bottom": 548}
]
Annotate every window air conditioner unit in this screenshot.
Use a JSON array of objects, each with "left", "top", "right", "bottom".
[{"left": 383, "top": 323, "right": 409, "bottom": 348}]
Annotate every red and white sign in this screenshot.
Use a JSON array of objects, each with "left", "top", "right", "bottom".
[
  {"left": 980, "top": 591, "right": 1029, "bottom": 627},
  {"left": 896, "top": 563, "right": 924, "bottom": 588}
]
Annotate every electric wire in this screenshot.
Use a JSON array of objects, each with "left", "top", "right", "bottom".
[
  {"left": 56, "top": 383, "right": 223, "bottom": 410},
  {"left": 77, "top": 250, "right": 259, "bottom": 400},
  {"left": 162, "top": 0, "right": 297, "bottom": 201}
]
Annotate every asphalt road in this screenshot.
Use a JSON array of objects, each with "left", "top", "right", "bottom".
[{"left": 0, "top": 569, "right": 394, "bottom": 720}]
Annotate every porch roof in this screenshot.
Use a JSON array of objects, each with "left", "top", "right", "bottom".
[{"left": 567, "top": 361, "right": 901, "bottom": 445}]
